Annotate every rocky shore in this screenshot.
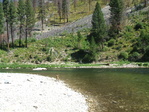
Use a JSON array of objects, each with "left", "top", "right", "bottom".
[{"left": 0, "top": 73, "right": 88, "bottom": 112}]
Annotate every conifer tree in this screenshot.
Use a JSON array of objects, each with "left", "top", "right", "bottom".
[
  {"left": 62, "top": 0, "right": 69, "bottom": 23},
  {"left": 88, "top": 0, "right": 92, "bottom": 11},
  {"left": 0, "top": 3, "right": 4, "bottom": 48},
  {"left": 9, "top": 0, "right": 17, "bottom": 48},
  {"left": 90, "top": 2, "right": 107, "bottom": 49},
  {"left": 144, "top": 0, "right": 148, "bottom": 7},
  {"left": 25, "top": 0, "right": 35, "bottom": 34},
  {"left": 0, "top": 3, "right": 4, "bottom": 35},
  {"left": 3, "top": 0, "right": 10, "bottom": 50},
  {"left": 38, "top": 0, "right": 46, "bottom": 31},
  {"left": 90, "top": 37, "right": 98, "bottom": 62},
  {"left": 109, "top": 0, "right": 124, "bottom": 36},
  {"left": 25, "top": 0, "right": 35, "bottom": 47},
  {"left": 18, "top": 0, "right": 26, "bottom": 47},
  {"left": 74, "top": 0, "right": 77, "bottom": 11},
  {"left": 57, "top": 0, "right": 62, "bottom": 22},
  {"left": 33, "top": 0, "right": 37, "bottom": 10}
]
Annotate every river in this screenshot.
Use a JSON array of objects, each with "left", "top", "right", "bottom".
[{"left": 1, "top": 68, "right": 149, "bottom": 112}]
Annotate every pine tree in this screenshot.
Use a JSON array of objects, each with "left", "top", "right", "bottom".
[
  {"left": 0, "top": 3, "right": 5, "bottom": 48},
  {"left": 88, "top": 0, "right": 92, "bottom": 11},
  {"left": 38, "top": 0, "right": 46, "bottom": 31},
  {"left": 90, "top": 37, "right": 98, "bottom": 62},
  {"left": 144, "top": 0, "right": 148, "bottom": 7},
  {"left": 0, "top": 3, "right": 4, "bottom": 35},
  {"left": 33, "top": 0, "right": 37, "bottom": 10},
  {"left": 3, "top": 0, "right": 10, "bottom": 50},
  {"left": 73, "top": 0, "right": 77, "bottom": 11},
  {"left": 62, "top": 0, "right": 69, "bottom": 23},
  {"left": 57, "top": 0, "right": 62, "bottom": 22},
  {"left": 109, "top": 0, "right": 124, "bottom": 36},
  {"left": 25, "top": 0, "right": 35, "bottom": 47},
  {"left": 90, "top": 2, "right": 107, "bottom": 49},
  {"left": 18, "top": 0, "right": 26, "bottom": 47},
  {"left": 9, "top": 0, "right": 17, "bottom": 48}
]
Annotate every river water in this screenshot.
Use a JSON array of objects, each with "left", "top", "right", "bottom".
[{"left": 1, "top": 68, "right": 149, "bottom": 112}]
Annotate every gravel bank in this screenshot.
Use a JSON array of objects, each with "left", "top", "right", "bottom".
[{"left": 0, "top": 73, "right": 88, "bottom": 112}]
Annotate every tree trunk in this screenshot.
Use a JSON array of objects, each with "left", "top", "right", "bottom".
[
  {"left": 144, "top": 0, "right": 147, "bottom": 7},
  {"left": 89, "top": 0, "right": 91, "bottom": 11},
  {"left": 25, "top": 27, "right": 28, "bottom": 48},
  {"left": 6, "top": 21, "right": 9, "bottom": 51},
  {"left": 19, "top": 24, "right": 22, "bottom": 47},
  {"left": 10, "top": 24, "right": 14, "bottom": 48},
  {"left": 41, "top": 18, "right": 44, "bottom": 31}
]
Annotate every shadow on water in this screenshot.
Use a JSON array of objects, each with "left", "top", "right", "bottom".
[{"left": 1, "top": 68, "right": 149, "bottom": 112}]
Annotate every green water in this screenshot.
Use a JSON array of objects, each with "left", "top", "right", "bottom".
[{"left": 1, "top": 68, "right": 149, "bottom": 112}]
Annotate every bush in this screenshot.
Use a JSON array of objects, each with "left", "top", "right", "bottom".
[
  {"left": 125, "top": 26, "right": 133, "bottom": 32},
  {"left": 46, "top": 55, "right": 51, "bottom": 61},
  {"left": 129, "top": 52, "right": 140, "bottom": 61},
  {"left": 134, "top": 23, "right": 144, "bottom": 31},
  {"left": 28, "top": 38, "right": 37, "bottom": 43},
  {"left": 108, "top": 39, "right": 115, "bottom": 47},
  {"left": 102, "top": 46, "right": 108, "bottom": 51},
  {"left": 115, "top": 45, "right": 122, "bottom": 50},
  {"left": 141, "top": 46, "right": 149, "bottom": 61},
  {"left": 118, "top": 52, "right": 128, "bottom": 60}
]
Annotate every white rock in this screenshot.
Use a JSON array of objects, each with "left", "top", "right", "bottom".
[{"left": 32, "top": 68, "right": 47, "bottom": 70}]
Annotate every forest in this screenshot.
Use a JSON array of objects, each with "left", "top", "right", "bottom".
[{"left": 0, "top": 0, "right": 149, "bottom": 66}]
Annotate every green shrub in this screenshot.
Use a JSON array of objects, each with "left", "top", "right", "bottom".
[
  {"left": 0, "top": 50, "right": 6, "bottom": 55},
  {"left": 126, "top": 47, "right": 133, "bottom": 53},
  {"left": 115, "top": 45, "right": 122, "bottom": 50},
  {"left": 28, "top": 37, "right": 37, "bottom": 43},
  {"left": 46, "top": 55, "right": 51, "bottom": 61},
  {"left": 108, "top": 39, "right": 115, "bottom": 47},
  {"left": 118, "top": 52, "right": 128, "bottom": 60},
  {"left": 134, "top": 23, "right": 144, "bottom": 31},
  {"left": 125, "top": 26, "right": 133, "bottom": 32},
  {"left": 102, "top": 46, "right": 108, "bottom": 51},
  {"left": 129, "top": 52, "right": 140, "bottom": 61}
]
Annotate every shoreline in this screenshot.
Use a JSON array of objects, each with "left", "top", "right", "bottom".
[
  {"left": 0, "top": 73, "right": 88, "bottom": 112},
  {"left": 0, "top": 62, "right": 149, "bottom": 69}
]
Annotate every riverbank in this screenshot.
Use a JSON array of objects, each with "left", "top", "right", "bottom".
[
  {"left": 0, "top": 62, "right": 149, "bottom": 69},
  {"left": 0, "top": 73, "right": 88, "bottom": 112}
]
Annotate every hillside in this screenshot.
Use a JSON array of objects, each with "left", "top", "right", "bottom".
[
  {"left": 0, "top": 1, "right": 149, "bottom": 68},
  {"left": 0, "top": 6, "right": 148, "bottom": 65}
]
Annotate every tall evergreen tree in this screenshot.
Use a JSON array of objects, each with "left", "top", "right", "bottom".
[
  {"left": 144, "top": 0, "right": 148, "bottom": 7},
  {"left": 38, "top": 0, "right": 46, "bottom": 31},
  {"left": 90, "top": 2, "right": 107, "bottom": 49},
  {"left": 33, "top": 0, "right": 37, "bottom": 10},
  {"left": 25, "top": 0, "right": 35, "bottom": 47},
  {"left": 109, "top": 0, "right": 124, "bottom": 36},
  {"left": 3, "top": 0, "right": 10, "bottom": 50},
  {"left": 57, "top": 0, "right": 62, "bottom": 22},
  {"left": 0, "top": 3, "right": 4, "bottom": 35},
  {"left": 62, "top": 0, "right": 69, "bottom": 23},
  {"left": 0, "top": 3, "right": 5, "bottom": 48},
  {"left": 9, "top": 0, "right": 17, "bottom": 48},
  {"left": 73, "top": 0, "right": 77, "bottom": 11},
  {"left": 90, "top": 37, "right": 98, "bottom": 62},
  {"left": 18, "top": 0, "right": 26, "bottom": 47},
  {"left": 88, "top": 0, "right": 92, "bottom": 11}
]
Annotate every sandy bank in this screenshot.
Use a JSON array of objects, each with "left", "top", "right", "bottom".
[{"left": 0, "top": 73, "right": 88, "bottom": 112}]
